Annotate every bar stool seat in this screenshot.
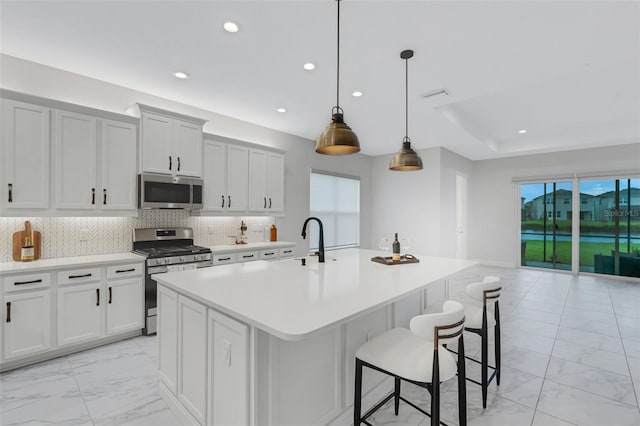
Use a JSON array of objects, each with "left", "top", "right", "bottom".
[{"left": 356, "top": 328, "right": 458, "bottom": 383}]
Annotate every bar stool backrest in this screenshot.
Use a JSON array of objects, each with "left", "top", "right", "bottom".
[
  {"left": 466, "top": 277, "right": 502, "bottom": 306},
  {"left": 409, "top": 300, "right": 465, "bottom": 346}
]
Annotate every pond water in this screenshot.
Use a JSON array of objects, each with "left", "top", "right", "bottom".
[{"left": 521, "top": 232, "right": 640, "bottom": 244}]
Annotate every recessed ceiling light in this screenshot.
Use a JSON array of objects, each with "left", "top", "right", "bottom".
[
  {"left": 223, "top": 21, "right": 239, "bottom": 33},
  {"left": 352, "top": 91, "right": 363, "bottom": 97},
  {"left": 172, "top": 71, "right": 189, "bottom": 79},
  {"left": 518, "top": 129, "right": 527, "bottom": 134},
  {"left": 303, "top": 62, "right": 316, "bottom": 70},
  {"left": 277, "top": 108, "right": 287, "bottom": 113}
]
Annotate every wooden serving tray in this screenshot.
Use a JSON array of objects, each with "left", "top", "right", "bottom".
[{"left": 371, "top": 255, "right": 419, "bottom": 265}]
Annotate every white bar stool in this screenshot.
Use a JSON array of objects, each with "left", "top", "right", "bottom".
[
  {"left": 354, "top": 300, "right": 467, "bottom": 426},
  {"left": 462, "top": 275, "right": 502, "bottom": 408}
]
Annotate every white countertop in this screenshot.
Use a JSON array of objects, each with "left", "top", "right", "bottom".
[
  {"left": 154, "top": 248, "right": 477, "bottom": 341},
  {"left": 0, "top": 253, "right": 145, "bottom": 275},
  {"left": 208, "top": 241, "right": 295, "bottom": 254}
]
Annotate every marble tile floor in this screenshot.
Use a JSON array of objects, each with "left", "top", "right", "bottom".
[{"left": 1, "top": 266, "right": 639, "bottom": 426}]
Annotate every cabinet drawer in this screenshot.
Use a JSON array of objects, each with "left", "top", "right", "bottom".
[
  {"left": 213, "top": 253, "right": 237, "bottom": 266},
  {"left": 260, "top": 249, "right": 278, "bottom": 260},
  {"left": 57, "top": 267, "right": 102, "bottom": 285},
  {"left": 279, "top": 247, "right": 295, "bottom": 258},
  {"left": 107, "top": 263, "right": 143, "bottom": 279},
  {"left": 3, "top": 273, "right": 51, "bottom": 293},
  {"left": 237, "top": 251, "right": 259, "bottom": 263}
]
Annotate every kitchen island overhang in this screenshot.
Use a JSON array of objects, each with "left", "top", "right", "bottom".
[{"left": 153, "top": 248, "right": 477, "bottom": 425}]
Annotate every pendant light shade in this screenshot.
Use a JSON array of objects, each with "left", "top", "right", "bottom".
[
  {"left": 316, "top": 107, "right": 360, "bottom": 154},
  {"left": 316, "top": 0, "right": 360, "bottom": 155},
  {"left": 390, "top": 138, "right": 423, "bottom": 170},
  {"left": 390, "top": 49, "right": 423, "bottom": 171}
]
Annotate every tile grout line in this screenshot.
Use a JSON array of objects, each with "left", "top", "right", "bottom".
[
  {"left": 529, "top": 272, "right": 571, "bottom": 426},
  {"left": 66, "top": 354, "right": 97, "bottom": 426},
  {"left": 608, "top": 281, "right": 640, "bottom": 417}
]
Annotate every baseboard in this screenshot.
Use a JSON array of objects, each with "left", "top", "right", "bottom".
[{"left": 159, "top": 381, "right": 199, "bottom": 426}]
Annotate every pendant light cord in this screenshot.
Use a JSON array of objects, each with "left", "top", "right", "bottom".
[
  {"left": 405, "top": 55, "right": 408, "bottom": 139},
  {"left": 336, "top": 0, "right": 341, "bottom": 110}
]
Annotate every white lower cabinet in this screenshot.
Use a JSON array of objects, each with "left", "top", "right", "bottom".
[
  {"left": 208, "top": 309, "right": 249, "bottom": 426},
  {"left": 178, "top": 295, "right": 208, "bottom": 424},
  {"left": 57, "top": 263, "right": 143, "bottom": 347},
  {"left": 2, "top": 290, "right": 51, "bottom": 360},
  {"left": 158, "top": 285, "right": 178, "bottom": 394},
  {"left": 157, "top": 285, "right": 251, "bottom": 425},
  {"left": 57, "top": 282, "right": 103, "bottom": 346},
  {"left": 106, "top": 277, "right": 143, "bottom": 335}
]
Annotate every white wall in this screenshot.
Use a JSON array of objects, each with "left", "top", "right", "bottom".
[
  {"left": 439, "top": 148, "right": 473, "bottom": 258},
  {"left": 468, "top": 144, "right": 640, "bottom": 266},
  {"left": 369, "top": 148, "right": 442, "bottom": 256},
  {"left": 0, "top": 54, "right": 373, "bottom": 257},
  {"left": 369, "top": 147, "right": 473, "bottom": 259}
]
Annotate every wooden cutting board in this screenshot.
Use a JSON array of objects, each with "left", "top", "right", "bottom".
[{"left": 12, "top": 221, "right": 42, "bottom": 261}]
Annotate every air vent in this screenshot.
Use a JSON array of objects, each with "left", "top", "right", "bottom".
[{"left": 421, "top": 88, "right": 450, "bottom": 100}]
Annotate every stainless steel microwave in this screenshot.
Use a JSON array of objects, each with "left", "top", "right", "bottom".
[{"left": 138, "top": 173, "right": 203, "bottom": 209}]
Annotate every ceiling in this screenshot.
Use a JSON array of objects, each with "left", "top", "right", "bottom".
[{"left": 1, "top": 0, "right": 639, "bottom": 160}]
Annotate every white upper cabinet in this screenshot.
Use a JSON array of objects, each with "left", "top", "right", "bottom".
[
  {"left": 101, "top": 120, "right": 137, "bottom": 210},
  {"left": 267, "top": 152, "right": 285, "bottom": 212},
  {"left": 141, "top": 112, "right": 173, "bottom": 175},
  {"left": 54, "top": 111, "right": 137, "bottom": 212},
  {"left": 0, "top": 99, "right": 50, "bottom": 211},
  {"left": 54, "top": 110, "right": 98, "bottom": 209},
  {"left": 138, "top": 104, "right": 206, "bottom": 178},
  {"left": 202, "top": 139, "right": 249, "bottom": 213},
  {"left": 249, "top": 149, "right": 284, "bottom": 213}
]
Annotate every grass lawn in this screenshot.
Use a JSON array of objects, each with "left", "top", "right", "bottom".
[{"left": 523, "top": 240, "right": 640, "bottom": 266}]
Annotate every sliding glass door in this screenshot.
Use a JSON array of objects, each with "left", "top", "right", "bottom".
[
  {"left": 520, "top": 177, "right": 639, "bottom": 277},
  {"left": 520, "top": 181, "right": 573, "bottom": 270},
  {"left": 579, "top": 178, "right": 640, "bottom": 277}
]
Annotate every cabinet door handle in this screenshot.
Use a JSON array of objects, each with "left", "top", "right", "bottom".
[
  {"left": 115, "top": 268, "right": 135, "bottom": 273},
  {"left": 228, "top": 195, "right": 231, "bottom": 208},
  {"left": 177, "top": 157, "right": 181, "bottom": 171},
  {"left": 219, "top": 257, "right": 231, "bottom": 261},
  {"left": 91, "top": 188, "right": 96, "bottom": 205},
  {"left": 221, "top": 195, "right": 225, "bottom": 208},
  {"left": 15, "top": 279, "right": 43, "bottom": 286},
  {"left": 69, "top": 273, "right": 92, "bottom": 279},
  {"left": 269, "top": 197, "right": 272, "bottom": 209},
  {"left": 265, "top": 252, "right": 274, "bottom": 256},
  {"left": 103, "top": 189, "right": 107, "bottom": 205},
  {"left": 242, "top": 254, "right": 254, "bottom": 258},
  {"left": 264, "top": 197, "right": 266, "bottom": 209},
  {"left": 169, "top": 155, "right": 172, "bottom": 170},
  {"left": 6, "top": 302, "right": 11, "bottom": 323},
  {"left": 96, "top": 288, "right": 100, "bottom": 306},
  {"left": 8, "top": 183, "right": 12, "bottom": 203},
  {"left": 283, "top": 250, "right": 292, "bottom": 254},
  {"left": 108, "top": 287, "right": 112, "bottom": 304}
]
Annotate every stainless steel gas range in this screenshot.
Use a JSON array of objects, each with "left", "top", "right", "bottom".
[{"left": 133, "top": 227, "right": 212, "bottom": 334}]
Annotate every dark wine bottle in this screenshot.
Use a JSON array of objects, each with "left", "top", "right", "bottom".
[{"left": 392, "top": 233, "right": 401, "bottom": 261}]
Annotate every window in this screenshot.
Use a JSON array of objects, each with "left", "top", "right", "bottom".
[
  {"left": 309, "top": 170, "right": 360, "bottom": 250},
  {"left": 547, "top": 211, "right": 552, "bottom": 218},
  {"left": 556, "top": 211, "right": 561, "bottom": 217}
]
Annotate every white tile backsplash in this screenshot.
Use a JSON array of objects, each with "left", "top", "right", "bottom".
[{"left": 0, "top": 212, "right": 274, "bottom": 262}]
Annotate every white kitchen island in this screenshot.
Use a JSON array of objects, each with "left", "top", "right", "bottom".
[{"left": 153, "top": 248, "right": 476, "bottom": 426}]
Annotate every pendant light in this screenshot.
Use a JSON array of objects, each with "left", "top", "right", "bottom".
[
  {"left": 316, "top": 0, "right": 360, "bottom": 155},
  {"left": 390, "top": 49, "right": 423, "bottom": 171}
]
